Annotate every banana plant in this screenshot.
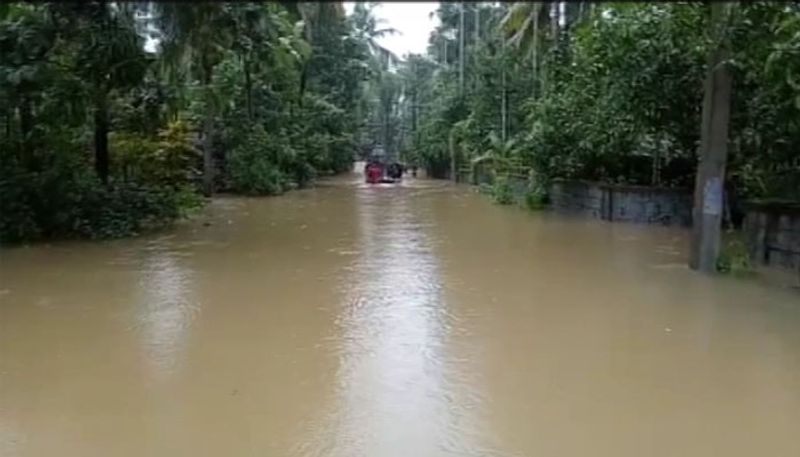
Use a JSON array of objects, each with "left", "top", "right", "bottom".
[{"left": 471, "top": 130, "right": 519, "bottom": 171}]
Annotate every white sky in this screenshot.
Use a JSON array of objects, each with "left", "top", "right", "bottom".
[
  {"left": 145, "top": 2, "right": 441, "bottom": 57},
  {"left": 344, "top": 2, "right": 440, "bottom": 58}
]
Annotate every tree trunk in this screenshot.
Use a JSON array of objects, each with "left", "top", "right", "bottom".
[
  {"left": 689, "top": 2, "right": 733, "bottom": 272},
  {"left": 298, "top": 63, "right": 308, "bottom": 107},
  {"left": 383, "top": 108, "right": 389, "bottom": 158},
  {"left": 244, "top": 57, "right": 254, "bottom": 121},
  {"left": 202, "top": 107, "right": 215, "bottom": 196},
  {"left": 551, "top": 2, "right": 560, "bottom": 47},
  {"left": 5, "top": 106, "right": 11, "bottom": 141},
  {"left": 19, "top": 95, "right": 34, "bottom": 169},
  {"left": 411, "top": 95, "right": 417, "bottom": 133},
  {"left": 459, "top": 1, "right": 465, "bottom": 94},
  {"left": 564, "top": 1, "right": 580, "bottom": 31},
  {"left": 501, "top": 30, "right": 508, "bottom": 142},
  {"left": 201, "top": 65, "right": 216, "bottom": 196},
  {"left": 532, "top": 3, "right": 540, "bottom": 99},
  {"left": 652, "top": 148, "right": 661, "bottom": 186},
  {"left": 475, "top": 4, "right": 480, "bottom": 44},
  {"left": 93, "top": 95, "right": 110, "bottom": 186},
  {"left": 449, "top": 128, "right": 457, "bottom": 182}
]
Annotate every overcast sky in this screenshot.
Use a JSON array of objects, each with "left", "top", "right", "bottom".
[
  {"left": 344, "top": 2, "right": 440, "bottom": 58},
  {"left": 146, "top": 3, "right": 441, "bottom": 57}
]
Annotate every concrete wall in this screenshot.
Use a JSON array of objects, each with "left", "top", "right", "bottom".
[
  {"left": 466, "top": 174, "right": 692, "bottom": 227},
  {"left": 743, "top": 202, "right": 800, "bottom": 270},
  {"left": 549, "top": 179, "right": 693, "bottom": 226},
  {"left": 507, "top": 175, "right": 530, "bottom": 206},
  {"left": 457, "top": 163, "right": 493, "bottom": 186}
]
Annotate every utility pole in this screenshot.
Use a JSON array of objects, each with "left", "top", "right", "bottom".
[
  {"left": 552, "top": 2, "right": 560, "bottom": 39},
  {"left": 501, "top": 21, "right": 507, "bottom": 143},
  {"left": 532, "top": 2, "right": 540, "bottom": 99},
  {"left": 459, "top": 2, "right": 465, "bottom": 94},
  {"left": 475, "top": 3, "right": 480, "bottom": 44},
  {"left": 473, "top": 3, "right": 480, "bottom": 94},
  {"left": 411, "top": 59, "right": 418, "bottom": 135},
  {"left": 689, "top": 2, "right": 733, "bottom": 272}
]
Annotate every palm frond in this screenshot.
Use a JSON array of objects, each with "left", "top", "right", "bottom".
[{"left": 373, "top": 27, "right": 400, "bottom": 38}]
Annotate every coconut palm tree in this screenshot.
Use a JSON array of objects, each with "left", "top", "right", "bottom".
[
  {"left": 280, "top": 1, "right": 345, "bottom": 43},
  {"left": 501, "top": 2, "right": 592, "bottom": 98},
  {"left": 350, "top": 2, "right": 400, "bottom": 70},
  {"left": 278, "top": 2, "right": 345, "bottom": 104},
  {"left": 227, "top": 3, "right": 309, "bottom": 121},
  {"left": 500, "top": 2, "right": 551, "bottom": 98}
]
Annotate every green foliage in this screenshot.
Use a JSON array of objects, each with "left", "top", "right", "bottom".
[
  {"left": 524, "top": 173, "right": 548, "bottom": 211},
  {"left": 716, "top": 234, "right": 753, "bottom": 275},
  {"left": 727, "top": 3, "right": 800, "bottom": 201},
  {"left": 524, "top": 189, "right": 547, "bottom": 210},
  {"left": 0, "top": 2, "right": 373, "bottom": 244},
  {"left": 398, "top": 2, "right": 800, "bottom": 208},
  {"left": 111, "top": 120, "right": 199, "bottom": 188},
  {"left": 0, "top": 149, "right": 200, "bottom": 243},
  {"left": 522, "top": 3, "right": 707, "bottom": 186},
  {"left": 228, "top": 126, "right": 289, "bottom": 196},
  {"left": 110, "top": 132, "right": 159, "bottom": 181},
  {"left": 6, "top": 1, "right": 799, "bottom": 245},
  {"left": 491, "top": 175, "right": 514, "bottom": 205}
]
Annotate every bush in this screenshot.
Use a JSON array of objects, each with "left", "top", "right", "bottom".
[
  {"left": 525, "top": 173, "right": 549, "bottom": 210},
  {"left": 525, "top": 188, "right": 547, "bottom": 210},
  {"left": 0, "top": 157, "right": 41, "bottom": 243},
  {"left": 478, "top": 182, "right": 494, "bottom": 195},
  {"left": 522, "top": 4, "right": 706, "bottom": 186},
  {"left": 716, "top": 234, "right": 753, "bottom": 275},
  {"left": 228, "top": 126, "right": 289, "bottom": 196},
  {"left": 0, "top": 150, "right": 203, "bottom": 244},
  {"left": 110, "top": 121, "right": 199, "bottom": 188},
  {"left": 492, "top": 176, "right": 514, "bottom": 205},
  {"left": 70, "top": 184, "right": 179, "bottom": 239}
]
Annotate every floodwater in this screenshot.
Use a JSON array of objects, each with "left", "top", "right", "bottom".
[{"left": 1, "top": 168, "right": 799, "bottom": 457}]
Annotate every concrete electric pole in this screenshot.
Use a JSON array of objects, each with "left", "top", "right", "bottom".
[{"left": 689, "top": 2, "right": 733, "bottom": 272}]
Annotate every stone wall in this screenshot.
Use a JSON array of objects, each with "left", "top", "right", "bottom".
[
  {"left": 743, "top": 201, "right": 800, "bottom": 270},
  {"left": 463, "top": 174, "right": 692, "bottom": 227},
  {"left": 457, "top": 163, "right": 493, "bottom": 186},
  {"left": 549, "top": 179, "right": 693, "bottom": 226}
]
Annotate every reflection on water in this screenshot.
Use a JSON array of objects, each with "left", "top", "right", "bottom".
[
  {"left": 299, "top": 179, "right": 498, "bottom": 457},
  {"left": 0, "top": 417, "right": 24, "bottom": 457},
  {"left": 133, "top": 247, "right": 199, "bottom": 383},
  {"left": 0, "top": 168, "right": 799, "bottom": 457}
]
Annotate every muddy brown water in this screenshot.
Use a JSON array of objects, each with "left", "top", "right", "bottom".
[{"left": 1, "top": 169, "right": 799, "bottom": 457}]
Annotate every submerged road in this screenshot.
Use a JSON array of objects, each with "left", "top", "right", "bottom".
[{"left": 1, "top": 168, "right": 799, "bottom": 456}]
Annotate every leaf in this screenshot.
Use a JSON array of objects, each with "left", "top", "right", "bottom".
[
  {"left": 787, "top": 68, "right": 800, "bottom": 91},
  {"left": 8, "top": 69, "right": 20, "bottom": 85}
]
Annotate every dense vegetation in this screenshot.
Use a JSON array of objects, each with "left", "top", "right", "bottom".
[
  {"left": 380, "top": 2, "right": 800, "bottom": 212},
  {"left": 3, "top": 2, "right": 800, "bottom": 243},
  {"left": 0, "top": 2, "right": 390, "bottom": 243}
]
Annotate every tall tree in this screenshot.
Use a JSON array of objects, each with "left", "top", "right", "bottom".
[
  {"left": 500, "top": 2, "right": 550, "bottom": 97},
  {"left": 154, "top": 2, "right": 233, "bottom": 195},
  {"left": 459, "top": 2, "right": 465, "bottom": 93},
  {"left": 282, "top": 2, "right": 345, "bottom": 102},
  {"left": 350, "top": 2, "right": 399, "bottom": 70},
  {"left": 72, "top": 3, "right": 148, "bottom": 185}
]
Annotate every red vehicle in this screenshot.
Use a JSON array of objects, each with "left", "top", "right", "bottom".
[{"left": 365, "top": 162, "right": 383, "bottom": 184}]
